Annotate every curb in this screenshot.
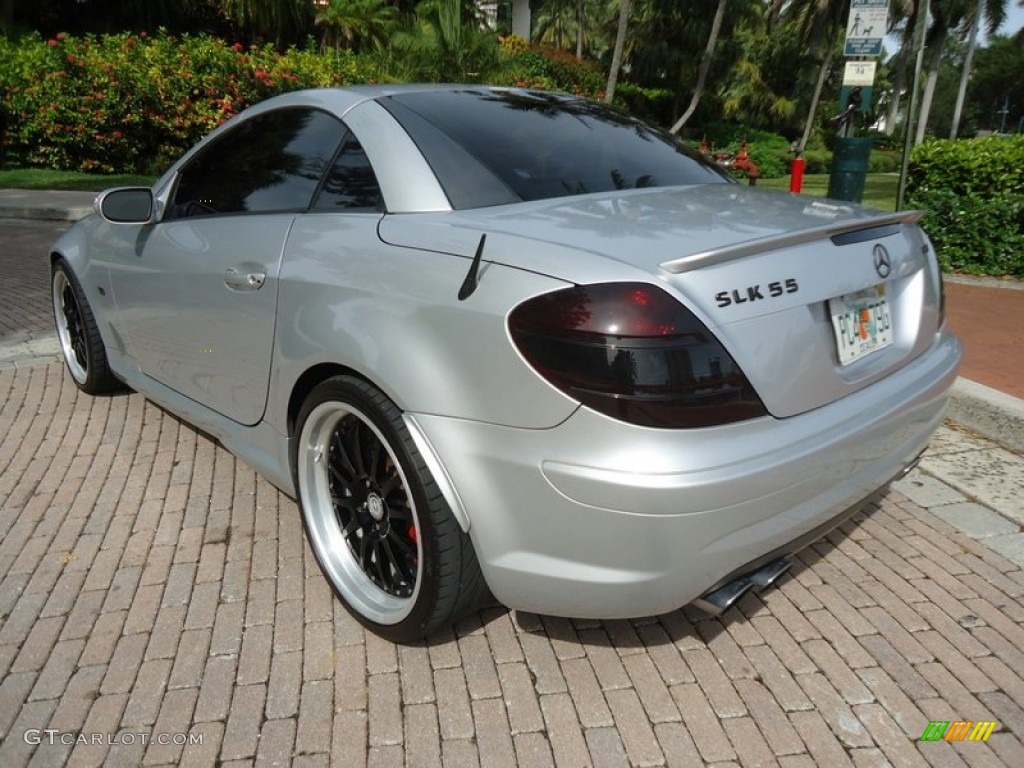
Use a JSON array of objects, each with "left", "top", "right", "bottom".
[
  {"left": 948, "top": 378, "right": 1024, "bottom": 455},
  {"left": 0, "top": 190, "right": 97, "bottom": 222},
  {"left": 0, "top": 204, "right": 93, "bottom": 222}
]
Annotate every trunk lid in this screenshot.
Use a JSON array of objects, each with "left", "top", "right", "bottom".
[{"left": 379, "top": 185, "right": 944, "bottom": 418}]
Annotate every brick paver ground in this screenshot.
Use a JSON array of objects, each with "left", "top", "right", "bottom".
[
  {"left": 0, "top": 361, "right": 1023, "bottom": 766},
  {"left": 1, "top": 219, "right": 1023, "bottom": 765},
  {"left": 0, "top": 221, "right": 65, "bottom": 342}
]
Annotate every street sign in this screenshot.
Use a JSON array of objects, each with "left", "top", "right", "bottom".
[
  {"left": 844, "top": 0, "right": 888, "bottom": 57},
  {"left": 842, "top": 61, "right": 877, "bottom": 87}
]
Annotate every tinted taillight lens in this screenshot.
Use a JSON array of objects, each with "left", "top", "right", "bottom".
[{"left": 508, "top": 282, "right": 768, "bottom": 428}]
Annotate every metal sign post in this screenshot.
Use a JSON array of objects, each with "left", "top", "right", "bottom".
[{"left": 830, "top": 2, "right": 888, "bottom": 203}]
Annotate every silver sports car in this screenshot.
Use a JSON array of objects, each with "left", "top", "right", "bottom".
[{"left": 51, "top": 85, "right": 961, "bottom": 641}]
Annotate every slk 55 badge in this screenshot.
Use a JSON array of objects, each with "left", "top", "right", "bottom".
[{"left": 715, "top": 278, "right": 799, "bottom": 308}]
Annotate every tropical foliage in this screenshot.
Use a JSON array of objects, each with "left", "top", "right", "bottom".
[
  {"left": 906, "top": 135, "right": 1024, "bottom": 276},
  {"left": 0, "top": 32, "right": 372, "bottom": 173}
]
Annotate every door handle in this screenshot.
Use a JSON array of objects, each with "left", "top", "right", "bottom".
[{"left": 224, "top": 267, "right": 266, "bottom": 291}]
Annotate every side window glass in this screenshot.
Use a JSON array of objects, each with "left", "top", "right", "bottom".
[
  {"left": 168, "top": 108, "right": 345, "bottom": 219},
  {"left": 313, "top": 133, "right": 385, "bottom": 213}
]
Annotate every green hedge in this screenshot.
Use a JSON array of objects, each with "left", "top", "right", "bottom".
[
  {"left": 0, "top": 32, "right": 375, "bottom": 174},
  {"left": 906, "top": 136, "right": 1024, "bottom": 277},
  {"left": 0, "top": 31, "right": 608, "bottom": 175},
  {"left": 493, "top": 37, "right": 605, "bottom": 100}
]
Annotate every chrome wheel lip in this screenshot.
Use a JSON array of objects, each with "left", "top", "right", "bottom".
[
  {"left": 298, "top": 400, "right": 423, "bottom": 626},
  {"left": 52, "top": 269, "right": 88, "bottom": 384}
]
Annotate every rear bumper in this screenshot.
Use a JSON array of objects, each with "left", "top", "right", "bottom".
[{"left": 408, "top": 330, "right": 961, "bottom": 619}]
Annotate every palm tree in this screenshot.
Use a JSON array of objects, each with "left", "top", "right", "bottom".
[
  {"left": 315, "top": 0, "right": 396, "bottom": 51},
  {"left": 949, "top": 0, "right": 1008, "bottom": 138},
  {"left": 218, "top": 0, "right": 314, "bottom": 46},
  {"left": 669, "top": 0, "right": 727, "bottom": 132},
  {"left": 778, "top": 0, "right": 851, "bottom": 150},
  {"left": 884, "top": 0, "right": 916, "bottom": 136},
  {"left": 605, "top": 0, "right": 631, "bottom": 102},
  {"left": 532, "top": 0, "right": 600, "bottom": 56},
  {"left": 576, "top": 0, "right": 586, "bottom": 58},
  {"left": 534, "top": 0, "right": 576, "bottom": 48},
  {"left": 718, "top": 23, "right": 801, "bottom": 132},
  {"left": 391, "top": 0, "right": 498, "bottom": 81}
]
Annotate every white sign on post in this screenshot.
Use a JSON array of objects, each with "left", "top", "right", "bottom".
[
  {"left": 843, "top": 61, "right": 877, "bottom": 87},
  {"left": 844, "top": 0, "right": 888, "bottom": 57}
]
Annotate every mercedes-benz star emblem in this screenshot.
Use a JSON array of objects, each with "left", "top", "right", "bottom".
[{"left": 873, "top": 244, "right": 892, "bottom": 279}]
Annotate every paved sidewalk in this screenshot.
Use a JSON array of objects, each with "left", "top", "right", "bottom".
[{"left": 0, "top": 200, "right": 1023, "bottom": 766}]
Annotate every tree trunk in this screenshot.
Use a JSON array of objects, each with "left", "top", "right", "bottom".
[
  {"left": 605, "top": 0, "right": 631, "bottom": 103},
  {"left": 916, "top": 30, "right": 946, "bottom": 144},
  {"left": 798, "top": 53, "right": 832, "bottom": 152},
  {"left": 670, "top": 0, "right": 727, "bottom": 133},
  {"left": 950, "top": 1, "right": 983, "bottom": 139},
  {"left": 885, "top": 45, "right": 909, "bottom": 136},
  {"left": 576, "top": 0, "right": 584, "bottom": 59}
]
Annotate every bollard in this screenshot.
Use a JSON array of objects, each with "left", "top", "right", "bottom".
[{"left": 789, "top": 153, "right": 804, "bottom": 193}]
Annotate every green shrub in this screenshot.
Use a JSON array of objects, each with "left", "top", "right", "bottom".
[
  {"left": 802, "top": 149, "right": 829, "bottom": 174},
  {"left": 686, "top": 126, "right": 800, "bottom": 180},
  {"left": 910, "top": 189, "right": 1024, "bottom": 276},
  {"left": 866, "top": 150, "right": 900, "bottom": 174},
  {"left": 613, "top": 82, "right": 674, "bottom": 123},
  {"left": 493, "top": 44, "right": 605, "bottom": 98},
  {"left": 906, "top": 136, "right": 1024, "bottom": 276}
]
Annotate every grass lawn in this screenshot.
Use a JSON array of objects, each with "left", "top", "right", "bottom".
[
  {"left": 0, "top": 167, "right": 158, "bottom": 191},
  {"left": 759, "top": 173, "right": 899, "bottom": 212}
]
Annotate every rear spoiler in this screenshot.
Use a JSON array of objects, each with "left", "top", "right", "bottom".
[{"left": 659, "top": 209, "right": 926, "bottom": 274}]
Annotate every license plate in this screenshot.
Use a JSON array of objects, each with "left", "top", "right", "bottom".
[{"left": 829, "top": 284, "right": 893, "bottom": 365}]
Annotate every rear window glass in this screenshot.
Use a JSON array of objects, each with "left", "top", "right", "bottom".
[{"left": 380, "top": 89, "right": 729, "bottom": 209}]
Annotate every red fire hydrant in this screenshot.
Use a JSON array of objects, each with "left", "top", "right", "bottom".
[{"left": 789, "top": 151, "right": 805, "bottom": 193}]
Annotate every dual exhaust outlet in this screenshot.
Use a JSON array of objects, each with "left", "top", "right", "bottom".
[
  {"left": 693, "top": 450, "right": 925, "bottom": 617},
  {"left": 692, "top": 557, "right": 793, "bottom": 616}
]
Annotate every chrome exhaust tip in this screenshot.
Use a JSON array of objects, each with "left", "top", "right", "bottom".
[
  {"left": 747, "top": 557, "right": 792, "bottom": 587},
  {"left": 693, "top": 557, "right": 792, "bottom": 616},
  {"left": 899, "top": 449, "right": 927, "bottom": 479}
]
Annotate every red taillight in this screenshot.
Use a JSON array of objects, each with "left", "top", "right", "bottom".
[{"left": 509, "top": 283, "right": 768, "bottom": 428}]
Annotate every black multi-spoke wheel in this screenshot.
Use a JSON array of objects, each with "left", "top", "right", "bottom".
[
  {"left": 295, "top": 376, "right": 488, "bottom": 642},
  {"left": 52, "top": 259, "right": 119, "bottom": 394},
  {"left": 328, "top": 411, "right": 420, "bottom": 599}
]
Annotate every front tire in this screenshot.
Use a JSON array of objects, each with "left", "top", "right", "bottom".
[
  {"left": 51, "top": 258, "right": 119, "bottom": 394},
  {"left": 294, "top": 376, "right": 486, "bottom": 642}
]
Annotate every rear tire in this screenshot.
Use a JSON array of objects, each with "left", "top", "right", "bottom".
[
  {"left": 51, "top": 258, "right": 119, "bottom": 394},
  {"left": 294, "top": 375, "right": 487, "bottom": 642}
]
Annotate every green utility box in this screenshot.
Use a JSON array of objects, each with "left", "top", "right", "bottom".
[{"left": 827, "top": 137, "right": 873, "bottom": 203}]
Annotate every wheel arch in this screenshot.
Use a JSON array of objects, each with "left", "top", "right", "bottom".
[
  {"left": 286, "top": 362, "right": 369, "bottom": 438},
  {"left": 286, "top": 362, "right": 472, "bottom": 534}
]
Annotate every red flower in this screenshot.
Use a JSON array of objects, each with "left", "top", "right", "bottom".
[
  {"left": 48, "top": 39, "right": 59, "bottom": 47},
  {"left": 232, "top": 43, "right": 244, "bottom": 52}
]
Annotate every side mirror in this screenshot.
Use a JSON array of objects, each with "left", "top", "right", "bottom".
[{"left": 95, "top": 187, "right": 154, "bottom": 224}]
